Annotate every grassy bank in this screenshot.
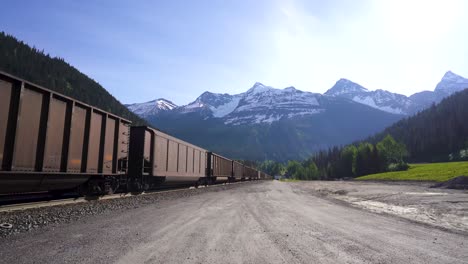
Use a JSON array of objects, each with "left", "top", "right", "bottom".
[{"left": 356, "top": 161, "right": 468, "bottom": 182}]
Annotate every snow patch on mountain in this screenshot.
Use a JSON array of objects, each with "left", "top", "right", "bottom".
[
  {"left": 210, "top": 96, "right": 241, "bottom": 118},
  {"left": 352, "top": 96, "right": 403, "bottom": 115},
  {"left": 184, "top": 101, "right": 205, "bottom": 109}
]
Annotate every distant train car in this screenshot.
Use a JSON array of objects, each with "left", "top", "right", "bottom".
[
  {"left": 208, "top": 152, "right": 234, "bottom": 183},
  {"left": 232, "top": 160, "right": 244, "bottom": 181},
  {"left": 258, "top": 171, "right": 266, "bottom": 180},
  {"left": 0, "top": 71, "right": 130, "bottom": 195},
  {"left": 243, "top": 166, "right": 258, "bottom": 180},
  {"left": 127, "top": 126, "right": 208, "bottom": 191}
]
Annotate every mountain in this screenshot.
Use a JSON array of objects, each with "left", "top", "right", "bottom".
[
  {"left": 129, "top": 71, "right": 468, "bottom": 162},
  {"left": 434, "top": 71, "right": 468, "bottom": 96},
  {"left": 175, "top": 83, "right": 324, "bottom": 125},
  {"left": 369, "top": 88, "right": 468, "bottom": 162},
  {"left": 325, "top": 79, "right": 412, "bottom": 115},
  {"left": 325, "top": 72, "right": 468, "bottom": 115},
  {"left": 126, "top": 98, "right": 177, "bottom": 118},
  {"left": 408, "top": 71, "right": 468, "bottom": 111},
  {"left": 139, "top": 83, "right": 402, "bottom": 161},
  {"left": 0, "top": 32, "right": 145, "bottom": 124}
]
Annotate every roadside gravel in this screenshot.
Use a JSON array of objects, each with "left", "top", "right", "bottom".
[
  {"left": 0, "top": 182, "right": 258, "bottom": 237},
  {"left": 292, "top": 180, "right": 468, "bottom": 234}
]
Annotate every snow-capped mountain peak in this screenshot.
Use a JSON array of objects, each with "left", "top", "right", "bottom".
[
  {"left": 325, "top": 78, "right": 368, "bottom": 96},
  {"left": 175, "top": 82, "right": 323, "bottom": 125},
  {"left": 155, "top": 99, "right": 177, "bottom": 110},
  {"left": 325, "top": 79, "right": 411, "bottom": 115},
  {"left": 182, "top": 91, "right": 240, "bottom": 117},
  {"left": 125, "top": 98, "right": 177, "bottom": 118},
  {"left": 247, "top": 82, "right": 273, "bottom": 95},
  {"left": 442, "top": 71, "right": 461, "bottom": 81},
  {"left": 435, "top": 71, "right": 468, "bottom": 96}
]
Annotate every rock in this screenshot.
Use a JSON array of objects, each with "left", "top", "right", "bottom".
[{"left": 431, "top": 176, "right": 468, "bottom": 190}]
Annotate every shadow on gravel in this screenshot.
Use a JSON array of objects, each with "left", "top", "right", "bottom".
[{"left": 431, "top": 176, "right": 468, "bottom": 190}]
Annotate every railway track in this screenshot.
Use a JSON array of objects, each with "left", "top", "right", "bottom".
[{"left": 0, "top": 181, "right": 249, "bottom": 213}]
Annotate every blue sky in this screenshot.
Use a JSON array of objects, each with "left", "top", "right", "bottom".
[{"left": 1, "top": 0, "right": 467, "bottom": 105}]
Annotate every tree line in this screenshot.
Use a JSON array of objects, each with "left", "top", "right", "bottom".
[
  {"left": 368, "top": 89, "right": 468, "bottom": 163},
  {"left": 256, "top": 135, "right": 408, "bottom": 180},
  {"left": 307, "top": 135, "right": 408, "bottom": 180}
]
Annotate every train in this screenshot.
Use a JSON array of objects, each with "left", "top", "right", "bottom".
[{"left": 0, "top": 71, "right": 271, "bottom": 196}]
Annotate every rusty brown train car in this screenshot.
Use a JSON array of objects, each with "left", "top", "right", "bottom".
[
  {"left": 258, "top": 171, "right": 270, "bottom": 180},
  {"left": 127, "top": 126, "right": 208, "bottom": 190},
  {"left": 0, "top": 71, "right": 130, "bottom": 195},
  {"left": 232, "top": 160, "right": 244, "bottom": 181},
  {"left": 208, "top": 152, "right": 235, "bottom": 183},
  {"left": 243, "top": 166, "right": 258, "bottom": 180}
]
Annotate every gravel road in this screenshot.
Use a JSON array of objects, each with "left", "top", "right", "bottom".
[{"left": 0, "top": 181, "right": 467, "bottom": 264}]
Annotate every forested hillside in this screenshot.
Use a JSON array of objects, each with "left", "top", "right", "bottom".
[
  {"left": 0, "top": 32, "right": 145, "bottom": 124},
  {"left": 289, "top": 88, "right": 468, "bottom": 180},
  {"left": 369, "top": 88, "right": 468, "bottom": 162}
]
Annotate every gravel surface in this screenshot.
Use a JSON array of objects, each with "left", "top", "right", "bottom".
[
  {"left": 292, "top": 180, "right": 468, "bottom": 234},
  {"left": 0, "top": 182, "right": 257, "bottom": 237},
  {"left": 0, "top": 180, "right": 467, "bottom": 263}
]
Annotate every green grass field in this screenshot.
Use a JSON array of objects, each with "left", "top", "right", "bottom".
[{"left": 356, "top": 161, "right": 468, "bottom": 182}]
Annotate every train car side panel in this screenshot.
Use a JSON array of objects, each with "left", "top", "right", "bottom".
[
  {"left": 0, "top": 79, "right": 12, "bottom": 169},
  {"left": 200, "top": 152, "right": 206, "bottom": 176},
  {"left": 103, "top": 117, "right": 116, "bottom": 174},
  {"left": 154, "top": 134, "right": 168, "bottom": 175},
  {"left": 43, "top": 97, "right": 67, "bottom": 172},
  {"left": 193, "top": 150, "right": 200, "bottom": 175},
  {"left": 178, "top": 144, "right": 187, "bottom": 174},
  {"left": 86, "top": 112, "right": 103, "bottom": 173},
  {"left": 12, "top": 87, "right": 44, "bottom": 171},
  {"left": 187, "top": 148, "right": 194, "bottom": 174},
  {"left": 67, "top": 105, "right": 87, "bottom": 173},
  {"left": 167, "top": 140, "right": 178, "bottom": 173}
]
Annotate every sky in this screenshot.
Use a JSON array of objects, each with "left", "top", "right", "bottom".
[{"left": 1, "top": 0, "right": 467, "bottom": 105}]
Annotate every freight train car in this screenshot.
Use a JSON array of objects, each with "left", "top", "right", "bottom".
[
  {"left": 208, "top": 152, "right": 235, "bottom": 183},
  {"left": 232, "top": 161, "right": 244, "bottom": 181},
  {"left": 258, "top": 171, "right": 271, "bottom": 180},
  {"left": 127, "top": 126, "right": 208, "bottom": 191},
  {"left": 243, "top": 166, "right": 258, "bottom": 180},
  {"left": 0, "top": 71, "right": 130, "bottom": 195}
]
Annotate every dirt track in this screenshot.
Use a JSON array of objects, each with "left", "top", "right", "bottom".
[{"left": 0, "top": 181, "right": 467, "bottom": 263}]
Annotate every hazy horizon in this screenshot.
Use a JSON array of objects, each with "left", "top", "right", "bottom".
[{"left": 1, "top": 0, "right": 467, "bottom": 105}]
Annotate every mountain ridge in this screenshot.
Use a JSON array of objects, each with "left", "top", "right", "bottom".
[{"left": 130, "top": 70, "right": 468, "bottom": 122}]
